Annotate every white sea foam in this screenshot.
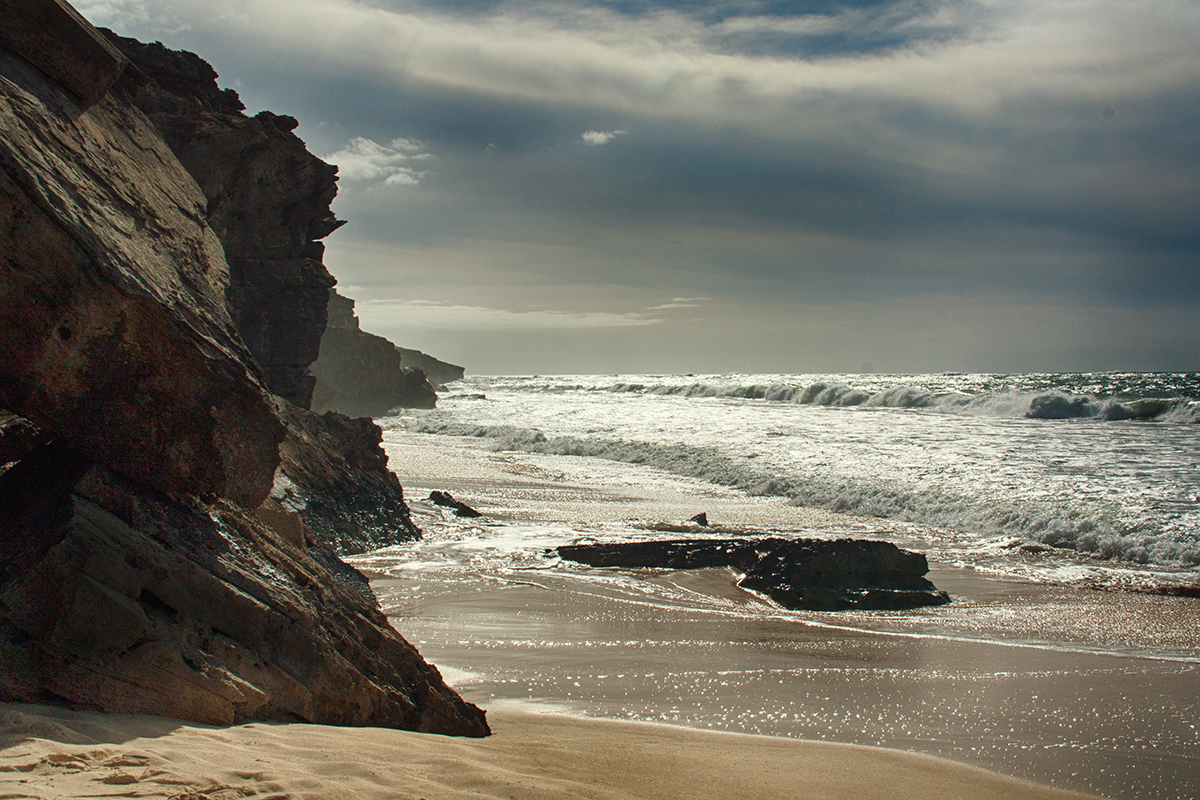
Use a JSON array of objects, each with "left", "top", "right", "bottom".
[{"left": 383, "top": 372, "right": 1200, "bottom": 575}]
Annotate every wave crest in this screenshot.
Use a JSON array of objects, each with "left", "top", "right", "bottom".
[{"left": 603, "top": 380, "right": 1198, "bottom": 422}]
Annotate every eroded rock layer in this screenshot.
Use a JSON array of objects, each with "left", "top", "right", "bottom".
[
  {"left": 274, "top": 403, "right": 422, "bottom": 555},
  {"left": 0, "top": 445, "right": 487, "bottom": 734},
  {"left": 0, "top": 17, "right": 282, "bottom": 508}
]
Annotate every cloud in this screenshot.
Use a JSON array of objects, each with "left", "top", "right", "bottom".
[
  {"left": 322, "top": 136, "right": 433, "bottom": 185},
  {"left": 106, "top": 1, "right": 1200, "bottom": 126},
  {"left": 581, "top": 128, "right": 626, "bottom": 145},
  {"left": 355, "top": 299, "right": 662, "bottom": 331},
  {"left": 646, "top": 297, "right": 710, "bottom": 310},
  {"left": 81, "top": 0, "right": 1200, "bottom": 371}
]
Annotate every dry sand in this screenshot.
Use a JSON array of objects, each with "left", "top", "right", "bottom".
[{"left": 1, "top": 701, "right": 1102, "bottom": 800}]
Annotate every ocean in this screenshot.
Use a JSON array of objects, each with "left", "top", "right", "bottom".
[
  {"left": 354, "top": 372, "right": 1200, "bottom": 800},
  {"left": 392, "top": 371, "right": 1200, "bottom": 584}
]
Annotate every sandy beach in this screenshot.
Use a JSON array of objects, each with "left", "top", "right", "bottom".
[{"left": 0, "top": 702, "right": 1101, "bottom": 800}]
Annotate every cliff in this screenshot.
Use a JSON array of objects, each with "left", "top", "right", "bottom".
[
  {"left": 0, "top": 0, "right": 485, "bottom": 735},
  {"left": 100, "top": 30, "right": 341, "bottom": 410},
  {"left": 97, "top": 29, "right": 421, "bottom": 555},
  {"left": 311, "top": 290, "right": 439, "bottom": 416},
  {"left": 396, "top": 347, "right": 466, "bottom": 389}
]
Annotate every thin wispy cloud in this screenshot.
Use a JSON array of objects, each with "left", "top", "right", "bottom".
[
  {"left": 646, "top": 297, "right": 710, "bottom": 310},
  {"left": 356, "top": 299, "right": 662, "bottom": 331}
]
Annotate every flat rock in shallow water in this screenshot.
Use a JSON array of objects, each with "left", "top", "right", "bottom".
[{"left": 557, "top": 537, "right": 951, "bottom": 611}]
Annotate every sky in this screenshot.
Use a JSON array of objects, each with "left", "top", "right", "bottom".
[{"left": 78, "top": 0, "right": 1200, "bottom": 375}]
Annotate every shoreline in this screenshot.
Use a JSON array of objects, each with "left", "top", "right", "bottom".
[
  {"left": 364, "top": 428, "right": 1200, "bottom": 800},
  {"left": 0, "top": 702, "right": 1103, "bottom": 799}
]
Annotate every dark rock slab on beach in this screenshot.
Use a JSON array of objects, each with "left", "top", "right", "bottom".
[
  {"left": 429, "top": 490, "right": 483, "bottom": 518},
  {"left": 558, "top": 537, "right": 951, "bottom": 611}
]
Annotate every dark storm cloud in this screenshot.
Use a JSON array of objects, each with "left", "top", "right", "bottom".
[{"left": 77, "top": 0, "right": 1200, "bottom": 372}]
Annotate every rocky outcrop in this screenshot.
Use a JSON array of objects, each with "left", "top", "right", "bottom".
[
  {"left": 94, "top": 33, "right": 421, "bottom": 557},
  {"left": 557, "top": 537, "right": 951, "bottom": 611},
  {"left": 0, "top": 2, "right": 487, "bottom": 735},
  {"left": 0, "top": 445, "right": 487, "bottom": 733},
  {"left": 311, "top": 290, "right": 438, "bottom": 416},
  {"left": 396, "top": 347, "right": 465, "bottom": 389},
  {"left": 101, "top": 30, "right": 342, "bottom": 409},
  {"left": 273, "top": 403, "right": 422, "bottom": 555},
  {"left": 0, "top": 8, "right": 282, "bottom": 508},
  {"left": 0, "top": 412, "right": 43, "bottom": 471}
]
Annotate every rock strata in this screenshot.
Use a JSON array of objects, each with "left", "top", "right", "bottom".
[
  {"left": 0, "top": 19, "right": 283, "bottom": 508},
  {"left": 101, "top": 30, "right": 342, "bottom": 409},
  {"left": 557, "top": 537, "right": 950, "bottom": 611},
  {"left": 273, "top": 403, "right": 422, "bottom": 555},
  {"left": 0, "top": 3, "right": 486, "bottom": 735},
  {"left": 0, "top": 446, "right": 488, "bottom": 734}
]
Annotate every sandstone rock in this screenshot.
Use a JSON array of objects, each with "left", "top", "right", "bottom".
[
  {"left": 0, "top": 443, "right": 488, "bottom": 734},
  {"left": 102, "top": 31, "right": 342, "bottom": 409},
  {"left": 274, "top": 403, "right": 422, "bottom": 555},
  {"left": 557, "top": 537, "right": 951, "bottom": 611},
  {"left": 0, "top": 27, "right": 282, "bottom": 507},
  {"left": 1, "top": 5, "right": 486, "bottom": 735},
  {"left": 0, "top": 0, "right": 132, "bottom": 105}
]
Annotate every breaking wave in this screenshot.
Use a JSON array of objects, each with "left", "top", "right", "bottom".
[
  {"left": 604, "top": 379, "right": 1200, "bottom": 423},
  {"left": 402, "top": 419, "right": 1200, "bottom": 569}
]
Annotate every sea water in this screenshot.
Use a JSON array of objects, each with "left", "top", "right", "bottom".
[
  {"left": 356, "top": 372, "right": 1200, "bottom": 800},
  {"left": 388, "top": 372, "right": 1200, "bottom": 585}
]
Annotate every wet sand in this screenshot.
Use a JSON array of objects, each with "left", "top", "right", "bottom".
[{"left": 1, "top": 701, "right": 1100, "bottom": 800}]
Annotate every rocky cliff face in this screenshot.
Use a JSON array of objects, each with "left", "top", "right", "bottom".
[
  {"left": 274, "top": 403, "right": 422, "bottom": 555},
  {"left": 0, "top": 443, "right": 485, "bottom": 732},
  {"left": 396, "top": 346, "right": 466, "bottom": 389},
  {"left": 97, "top": 34, "right": 422, "bottom": 555},
  {"left": 0, "top": 8, "right": 282, "bottom": 508},
  {"left": 101, "top": 30, "right": 342, "bottom": 410},
  {"left": 0, "top": 0, "right": 486, "bottom": 735},
  {"left": 311, "top": 291, "right": 438, "bottom": 416}
]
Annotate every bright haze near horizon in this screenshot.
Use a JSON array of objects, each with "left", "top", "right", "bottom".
[{"left": 80, "top": 0, "right": 1200, "bottom": 376}]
